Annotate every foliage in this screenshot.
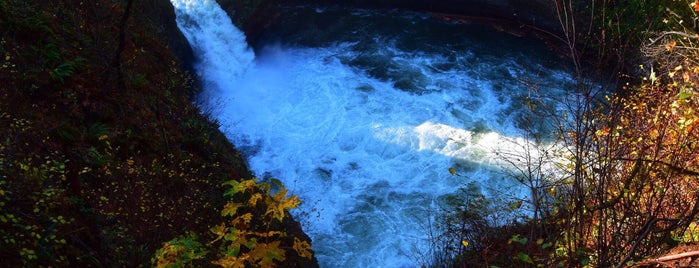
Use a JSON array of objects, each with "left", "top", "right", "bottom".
[
  {"left": 423, "top": 183, "right": 535, "bottom": 268},
  {"left": 0, "top": 0, "right": 315, "bottom": 266},
  {"left": 153, "top": 178, "right": 313, "bottom": 267},
  {"left": 547, "top": 1, "right": 699, "bottom": 266},
  {"left": 0, "top": 114, "right": 77, "bottom": 266},
  {"left": 153, "top": 234, "right": 208, "bottom": 268},
  {"left": 437, "top": 1, "right": 699, "bottom": 267}
]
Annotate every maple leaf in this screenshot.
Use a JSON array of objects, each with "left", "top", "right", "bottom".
[
  {"left": 211, "top": 255, "right": 246, "bottom": 268},
  {"left": 266, "top": 188, "right": 300, "bottom": 222},
  {"left": 251, "top": 241, "right": 285, "bottom": 268},
  {"left": 222, "top": 179, "right": 257, "bottom": 197},
  {"left": 221, "top": 202, "right": 241, "bottom": 217},
  {"left": 248, "top": 192, "right": 263, "bottom": 207},
  {"left": 209, "top": 224, "right": 227, "bottom": 245},
  {"left": 293, "top": 237, "right": 313, "bottom": 259}
]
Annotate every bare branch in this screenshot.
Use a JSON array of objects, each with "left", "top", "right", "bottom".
[
  {"left": 647, "top": 31, "right": 699, "bottom": 46},
  {"left": 655, "top": 250, "right": 699, "bottom": 262},
  {"left": 612, "top": 157, "right": 699, "bottom": 177},
  {"left": 630, "top": 250, "right": 699, "bottom": 267}
]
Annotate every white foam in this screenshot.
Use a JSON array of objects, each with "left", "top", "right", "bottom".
[
  {"left": 171, "top": 0, "right": 255, "bottom": 98},
  {"left": 171, "top": 1, "right": 571, "bottom": 266}
]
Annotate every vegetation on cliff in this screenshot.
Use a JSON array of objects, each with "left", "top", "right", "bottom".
[{"left": 0, "top": 0, "right": 315, "bottom": 266}]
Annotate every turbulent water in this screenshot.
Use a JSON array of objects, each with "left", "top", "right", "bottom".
[{"left": 171, "top": 0, "right": 574, "bottom": 267}]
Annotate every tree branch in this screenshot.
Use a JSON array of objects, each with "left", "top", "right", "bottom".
[
  {"left": 613, "top": 157, "right": 699, "bottom": 177},
  {"left": 655, "top": 250, "right": 699, "bottom": 262},
  {"left": 648, "top": 31, "right": 699, "bottom": 46},
  {"left": 630, "top": 250, "right": 699, "bottom": 267},
  {"left": 107, "top": 0, "right": 135, "bottom": 90}
]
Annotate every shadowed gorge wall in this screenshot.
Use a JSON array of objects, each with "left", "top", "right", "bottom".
[
  {"left": 217, "top": 0, "right": 566, "bottom": 43},
  {"left": 0, "top": 0, "right": 317, "bottom": 266}
]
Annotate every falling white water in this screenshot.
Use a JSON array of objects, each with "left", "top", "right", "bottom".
[{"left": 171, "top": 1, "right": 574, "bottom": 267}]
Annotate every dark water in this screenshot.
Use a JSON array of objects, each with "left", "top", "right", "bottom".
[{"left": 172, "top": 2, "right": 574, "bottom": 267}]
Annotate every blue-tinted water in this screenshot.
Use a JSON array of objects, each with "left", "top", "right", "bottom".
[{"left": 171, "top": 1, "right": 573, "bottom": 266}]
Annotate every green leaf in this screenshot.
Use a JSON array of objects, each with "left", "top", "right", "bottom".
[
  {"left": 246, "top": 237, "right": 257, "bottom": 249},
  {"left": 518, "top": 252, "right": 534, "bottom": 264},
  {"left": 269, "top": 178, "right": 283, "bottom": 188},
  {"left": 509, "top": 200, "right": 523, "bottom": 209},
  {"left": 509, "top": 234, "right": 528, "bottom": 245},
  {"left": 678, "top": 91, "right": 693, "bottom": 100},
  {"left": 222, "top": 179, "right": 257, "bottom": 196},
  {"left": 581, "top": 257, "right": 590, "bottom": 265}
]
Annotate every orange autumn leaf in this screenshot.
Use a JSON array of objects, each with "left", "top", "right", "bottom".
[{"left": 666, "top": 40, "right": 676, "bottom": 51}]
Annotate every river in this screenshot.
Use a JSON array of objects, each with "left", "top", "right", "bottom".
[{"left": 171, "top": 0, "right": 574, "bottom": 266}]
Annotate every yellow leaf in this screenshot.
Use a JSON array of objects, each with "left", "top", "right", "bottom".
[
  {"left": 248, "top": 241, "right": 285, "bottom": 268},
  {"left": 233, "top": 213, "right": 253, "bottom": 226},
  {"left": 209, "top": 224, "right": 227, "bottom": 245},
  {"left": 462, "top": 240, "right": 469, "bottom": 247},
  {"left": 223, "top": 179, "right": 257, "bottom": 196},
  {"left": 222, "top": 202, "right": 241, "bottom": 217},
  {"left": 265, "top": 230, "right": 284, "bottom": 237},
  {"left": 266, "top": 188, "right": 300, "bottom": 222},
  {"left": 242, "top": 213, "right": 253, "bottom": 223},
  {"left": 293, "top": 237, "right": 313, "bottom": 259},
  {"left": 211, "top": 255, "right": 246, "bottom": 268},
  {"left": 448, "top": 167, "right": 457, "bottom": 175},
  {"left": 248, "top": 193, "right": 263, "bottom": 207}
]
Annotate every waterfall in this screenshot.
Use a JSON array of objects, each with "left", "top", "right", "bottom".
[
  {"left": 171, "top": 1, "right": 573, "bottom": 267},
  {"left": 170, "top": 0, "right": 254, "bottom": 99}
]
